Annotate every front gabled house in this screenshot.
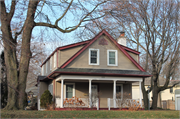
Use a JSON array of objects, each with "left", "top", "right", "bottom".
[{"left": 37, "top": 30, "right": 151, "bottom": 110}]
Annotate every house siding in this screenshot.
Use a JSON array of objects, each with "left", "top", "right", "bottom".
[
  {"left": 67, "top": 36, "right": 139, "bottom": 70},
  {"left": 59, "top": 46, "right": 84, "bottom": 67},
  {"left": 55, "top": 81, "right": 132, "bottom": 108}
]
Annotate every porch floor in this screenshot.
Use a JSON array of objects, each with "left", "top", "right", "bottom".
[{"left": 55, "top": 108, "right": 143, "bottom": 111}]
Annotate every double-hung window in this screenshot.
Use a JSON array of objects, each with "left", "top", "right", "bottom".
[
  {"left": 107, "top": 50, "right": 118, "bottom": 66},
  {"left": 65, "top": 83, "right": 75, "bottom": 98},
  {"left": 89, "top": 49, "right": 99, "bottom": 65}
]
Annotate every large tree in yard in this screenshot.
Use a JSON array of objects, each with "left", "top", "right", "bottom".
[
  {"left": 0, "top": 0, "right": 107, "bottom": 110},
  {"left": 108, "top": 0, "right": 180, "bottom": 109}
]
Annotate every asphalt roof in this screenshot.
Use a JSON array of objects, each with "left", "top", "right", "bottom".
[{"left": 50, "top": 68, "right": 151, "bottom": 77}]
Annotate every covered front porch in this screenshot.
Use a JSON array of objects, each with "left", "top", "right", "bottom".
[{"left": 53, "top": 75, "right": 143, "bottom": 110}]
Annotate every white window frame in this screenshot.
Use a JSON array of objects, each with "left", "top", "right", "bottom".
[
  {"left": 107, "top": 50, "right": 118, "bottom": 66},
  {"left": 50, "top": 57, "right": 52, "bottom": 71},
  {"left": 41, "top": 65, "right": 44, "bottom": 75},
  {"left": 54, "top": 52, "right": 57, "bottom": 68},
  {"left": 89, "top": 48, "right": 99, "bottom": 65},
  {"left": 46, "top": 62, "right": 48, "bottom": 74},
  {"left": 64, "top": 83, "right": 75, "bottom": 98},
  {"left": 48, "top": 82, "right": 53, "bottom": 95},
  {"left": 116, "top": 84, "right": 123, "bottom": 99}
]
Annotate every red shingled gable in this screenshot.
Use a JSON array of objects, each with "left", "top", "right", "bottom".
[{"left": 60, "top": 30, "right": 145, "bottom": 72}]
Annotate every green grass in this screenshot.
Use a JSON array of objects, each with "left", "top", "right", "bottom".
[{"left": 1, "top": 110, "right": 180, "bottom": 118}]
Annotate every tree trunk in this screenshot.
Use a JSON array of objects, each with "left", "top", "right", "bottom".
[
  {"left": 17, "top": 0, "right": 39, "bottom": 110},
  {"left": 1, "top": 0, "right": 39, "bottom": 110},
  {"left": 141, "top": 80, "right": 149, "bottom": 109},
  {"left": 1, "top": 2, "right": 19, "bottom": 110},
  {"left": 151, "top": 82, "right": 159, "bottom": 109}
]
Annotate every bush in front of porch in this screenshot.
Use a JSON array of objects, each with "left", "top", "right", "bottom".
[{"left": 40, "top": 90, "right": 53, "bottom": 109}]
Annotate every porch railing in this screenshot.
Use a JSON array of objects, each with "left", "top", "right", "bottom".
[
  {"left": 107, "top": 98, "right": 141, "bottom": 110},
  {"left": 55, "top": 98, "right": 99, "bottom": 110}
]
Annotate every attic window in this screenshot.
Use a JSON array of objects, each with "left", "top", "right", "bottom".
[
  {"left": 107, "top": 50, "right": 118, "bottom": 66},
  {"left": 89, "top": 48, "right": 99, "bottom": 65}
]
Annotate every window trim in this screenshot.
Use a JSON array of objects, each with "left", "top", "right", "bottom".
[
  {"left": 89, "top": 48, "right": 99, "bottom": 65},
  {"left": 54, "top": 52, "right": 57, "bottom": 68},
  {"left": 116, "top": 84, "right": 123, "bottom": 99},
  {"left": 50, "top": 57, "right": 52, "bottom": 71},
  {"left": 41, "top": 65, "right": 44, "bottom": 75},
  {"left": 107, "top": 50, "right": 118, "bottom": 66},
  {"left": 64, "top": 83, "right": 75, "bottom": 98}
]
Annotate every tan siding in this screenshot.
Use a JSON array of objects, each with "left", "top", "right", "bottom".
[
  {"left": 55, "top": 81, "right": 61, "bottom": 98},
  {"left": 39, "top": 82, "right": 48, "bottom": 97},
  {"left": 99, "top": 83, "right": 113, "bottom": 108},
  {"left": 59, "top": 46, "right": 83, "bottom": 66},
  {"left": 75, "top": 82, "right": 89, "bottom": 98},
  {"left": 127, "top": 51, "right": 139, "bottom": 63},
  {"left": 67, "top": 36, "right": 139, "bottom": 70}
]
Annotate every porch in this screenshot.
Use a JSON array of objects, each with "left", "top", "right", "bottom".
[
  {"left": 38, "top": 75, "right": 143, "bottom": 110},
  {"left": 55, "top": 75, "right": 142, "bottom": 110}
]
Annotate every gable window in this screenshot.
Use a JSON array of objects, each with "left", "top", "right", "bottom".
[
  {"left": 107, "top": 50, "right": 118, "bottom": 66},
  {"left": 65, "top": 83, "right": 75, "bottom": 98},
  {"left": 89, "top": 49, "right": 99, "bottom": 65}
]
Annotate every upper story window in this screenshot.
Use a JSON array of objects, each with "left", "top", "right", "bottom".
[
  {"left": 89, "top": 48, "right": 99, "bottom": 65},
  {"left": 41, "top": 65, "right": 44, "bottom": 75},
  {"left": 50, "top": 57, "right": 52, "bottom": 71},
  {"left": 54, "top": 52, "right": 57, "bottom": 68},
  {"left": 107, "top": 50, "right": 118, "bottom": 66}
]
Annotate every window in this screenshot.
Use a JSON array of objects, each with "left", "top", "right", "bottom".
[
  {"left": 116, "top": 84, "right": 123, "bottom": 98},
  {"left": 54, "top": 52, "right": 57, "bottom": 68},
  {"left": 107, "top": 50, "right": 118, "bottom": 66},
  {"left": 170, "top": 88, "right": 173, "bottom": 93},
  {"left": 41, "top": 65, "right": 44, "bottom": 75},
  {"left": 65, "top": 83, "right": 75, "bottom": 98},
  {"left": 46, "top": 62, "right": 48, "bottom": 74},
  {"left": 48, "top": 83, "right": 53, "bottom": 95},
  {"left": 50, "top": 57, "right": 52, "bottom": 71},
  {"left": 89, "top": 49, "right": 99, "bottom": 65}
]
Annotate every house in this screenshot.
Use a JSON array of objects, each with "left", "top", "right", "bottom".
[
  {"left": 132, "top": 77, "right": 180, "bottom": 110},
  {"left": 37, "top": 30, "right": 151, "bottom": 110}
]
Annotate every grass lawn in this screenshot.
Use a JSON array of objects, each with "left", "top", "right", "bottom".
[{"left": 1, "top": 110, "right": 180, "bottom": 118}]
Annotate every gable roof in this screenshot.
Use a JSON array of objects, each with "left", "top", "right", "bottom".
[
  {"left": 40, "top": 36, "right": 140, "bottom": 67},
  {"left": 59, "top": 30, "right": 145, "bottom": 72}
]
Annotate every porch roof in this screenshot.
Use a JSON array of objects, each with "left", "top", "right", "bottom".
[{"left": 43, "top": 68, "right": 151, "bottom": 80}]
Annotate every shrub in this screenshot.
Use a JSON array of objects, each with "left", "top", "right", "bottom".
[{"left": 40, "top": 90, "right": 53, "bottom": 108}]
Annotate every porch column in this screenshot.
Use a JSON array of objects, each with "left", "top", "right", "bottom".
[
  {"left": 89, "top": 79, "right": 92, "bottom": 108},
  {"left": 113, "top": 80, "right": 116, "bottom": 108},
  {"left": 139, "top": 81, "right": 142, "bottom": 107},
  {"left": 61, "top": 79, "right": 64, "bottom": 108}
]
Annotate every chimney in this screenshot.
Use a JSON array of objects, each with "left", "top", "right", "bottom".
[{"left": 117, "top": 31, "right": 126, "bottom": 46}]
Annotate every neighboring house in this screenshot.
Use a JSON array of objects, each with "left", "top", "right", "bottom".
[
  {"left": 37, "top": 30, "right": 151, "bottom": 110},
  {"left": 132, "top": 77, "right": 180, "bottom": 110}
]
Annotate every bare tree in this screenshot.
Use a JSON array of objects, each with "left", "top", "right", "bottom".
[
  {"left": 0, "top": 0, "right": 107, "bottom": 110},
  {"left": 108, "top": 0, "right": 180, "bottom": 109}
]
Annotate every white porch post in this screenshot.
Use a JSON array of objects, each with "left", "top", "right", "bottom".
[
  {"left": 113, "top": 80, "right": 116, "bottom": 108},
  {"left": 61, "top": 79, "right": 64, "bottom": 108},
  {"left": 89, "top": 79, "right": 92, "bottom": 108},
  {"left": 139, "top": 81, "right": 142, "bottom": 107}
]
